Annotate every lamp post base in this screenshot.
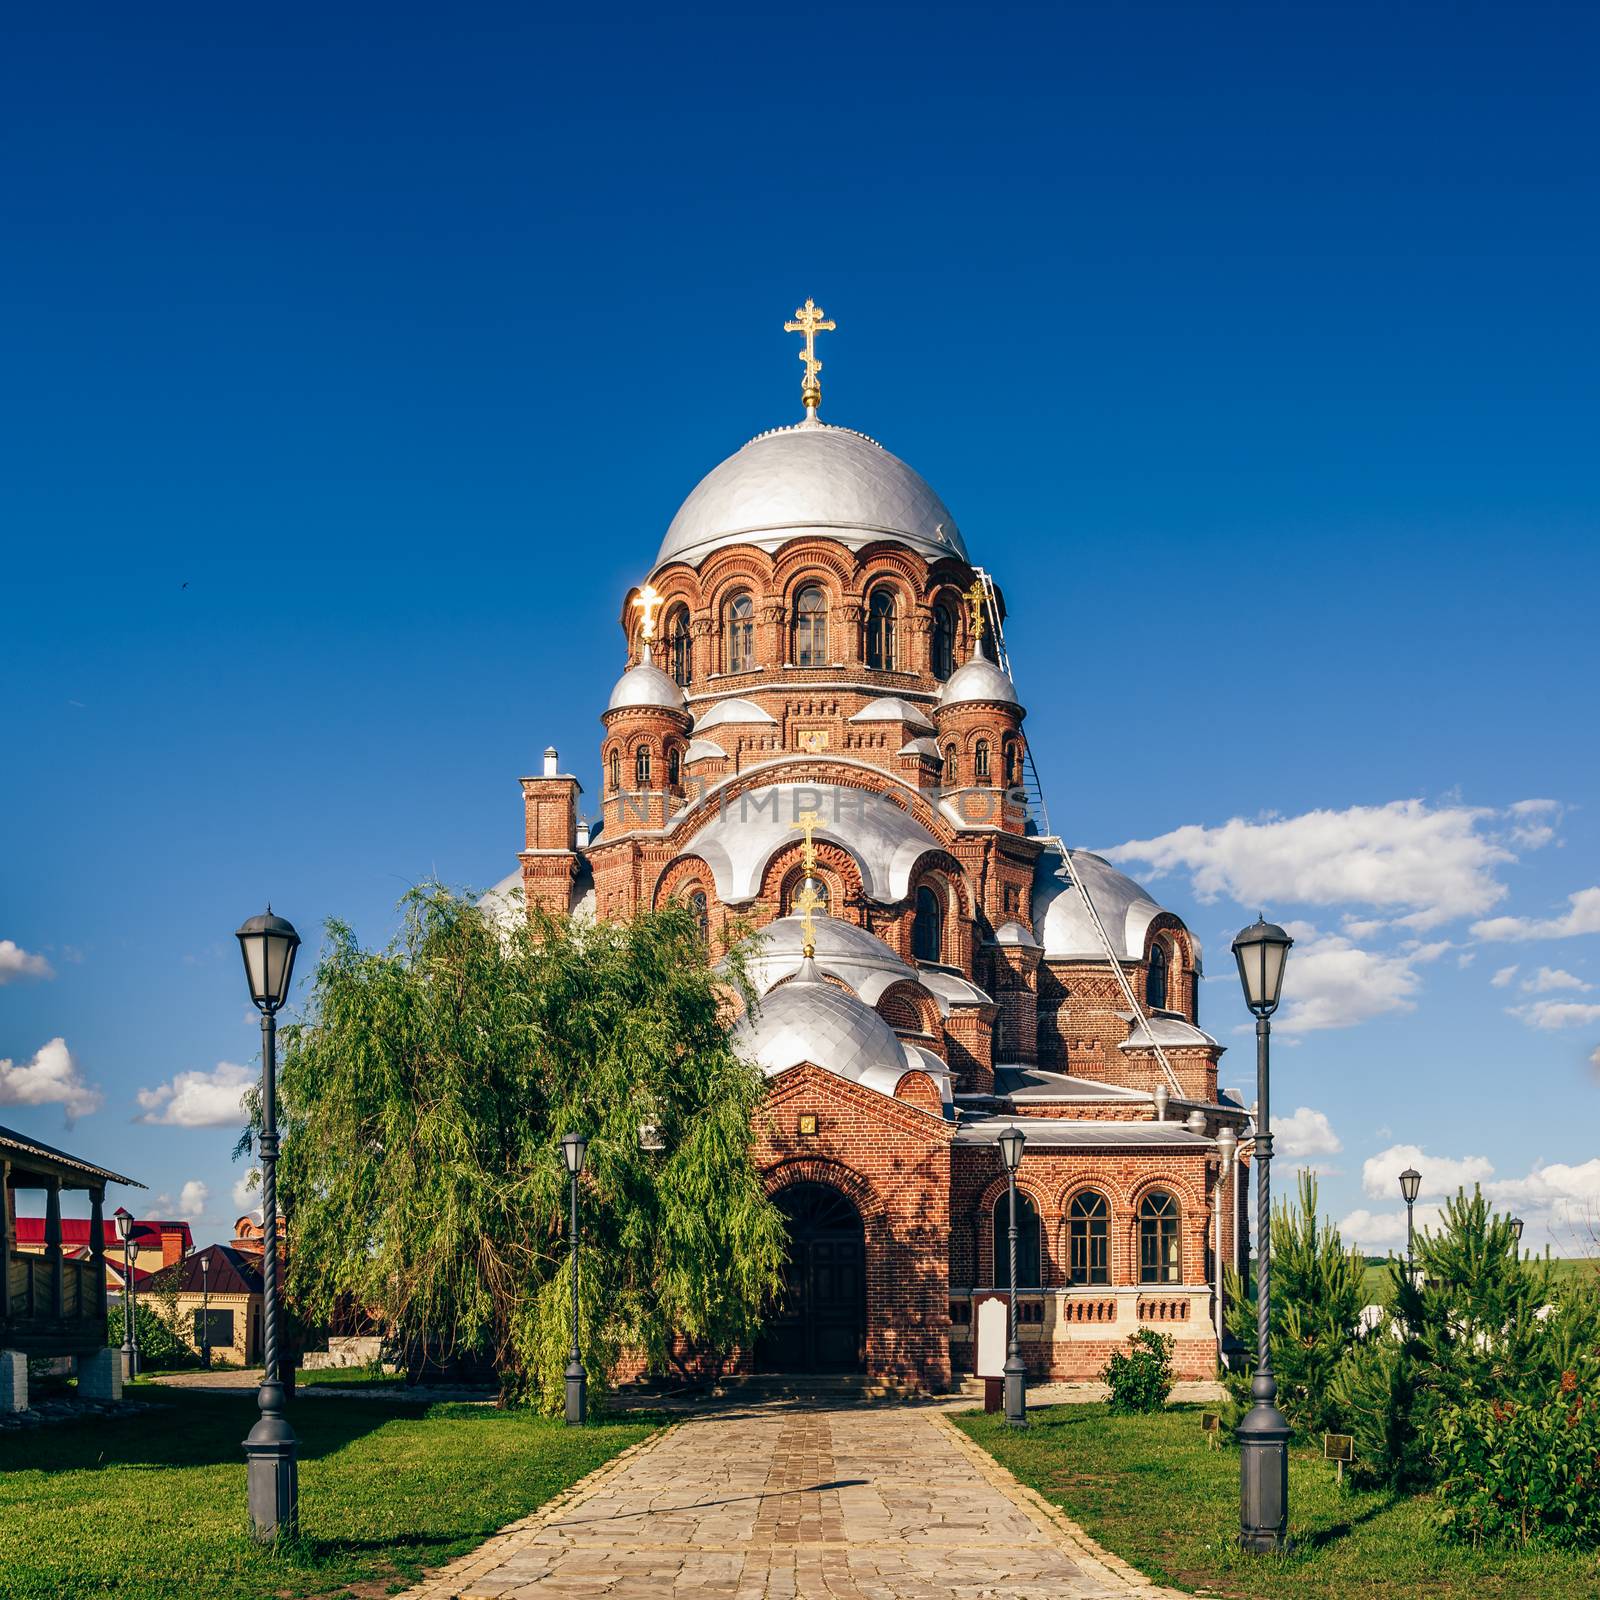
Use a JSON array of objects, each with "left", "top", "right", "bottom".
[
  {"left": 565, "top": 1360, "right": 587, "bottom": 1426},
  {"left": 243, "top": 1401, "right": 299, "bottom": 1541},
  {"left": 1002, "top": 1354, "right": 1028, "bottom": 1428},
  {"left": 1237, "top": 1385, "right": 1291, "bottom": 1553}
]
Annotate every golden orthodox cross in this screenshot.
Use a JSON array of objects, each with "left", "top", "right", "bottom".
[
  {"left": 632, "top": 583, "right": 665, "bottom": 644},
  {"left": 793, "top": 880, "right": 825, "bottom": 958},
  {"left": 792, "top": 809, "right": 821, "bottom": 873},
  {"left": 784, "top": 298, "right": 836, "bottom": 415},
  {"left": 964, "top": 578, "right": 988, "bottom": 645}
]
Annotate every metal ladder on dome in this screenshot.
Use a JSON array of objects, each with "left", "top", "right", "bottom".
[{"left": 970, "top": 567, "right": 1182, "bottom": 1098}]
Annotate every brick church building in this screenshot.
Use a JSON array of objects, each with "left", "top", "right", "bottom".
[{"left": 499, "top": 305, "right": 1250, "bottom": 1390}]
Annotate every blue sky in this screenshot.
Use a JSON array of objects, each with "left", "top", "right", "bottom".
[{"left": 4, "top": 4, "right": 1597, "bottom": 1251}]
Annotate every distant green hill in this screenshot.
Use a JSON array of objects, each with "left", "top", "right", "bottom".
[{"left": 1358, "top": 1256, "right": 1597, "bottom": 1304}]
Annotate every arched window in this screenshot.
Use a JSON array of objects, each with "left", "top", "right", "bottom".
[
  {"left": 635, "top": 745, "right": 652, "bottom": 787},
  {"left": 1069, "top": 1191, "right": 1110, "bottom": 1285},
  {"left": 1139, "top": 1190, "right": 1181, "bottom": 1284},
  {"left": 943, "top": 744, "right": 958, "bottom": 785},
  {"left": 931, "top": 598, "right": 957, "bottom": 680},
  {"left": 992, "top": 1189, "right": 1042, "bottom": 1288},
  {"left": 912, "top": 884, "right": 943, "bottom": 964},
  {"left": 725, "top": 591, "right": 754, "bottom": 674},
  {"left": 786, "top": 874, "right": 829, "bottom": 916},
  {"left": 608, "top": 748, "right": 620, "bottom": 791},
  {"left": 793, "top": 583, "right": 828, "bottom": 667},
  {"left": 668, "top": 745, "right": 682, "bottom": 787},
  {"left": 974, "top": 739, "right": 991, "bottom": 782},
  {"left": 866, "top": 586, "right": 897, "bottom": 671},
  {"left": 689, "top": 889, "right": 709, "bottom": 944},
  {"left": 667, "top": 605, "right": 692, "bottom": 687},
  {"left": 1147, "top": 943, "right": 1169, "bottom": 1011},
  {"left": 1004, "top": 739, "right": 1021, "bottom": 787}
]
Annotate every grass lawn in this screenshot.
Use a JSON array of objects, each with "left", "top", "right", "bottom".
[
  {"left": 956, "top": 1402, "right": 1600, "bottom": 1599},
  {"left": 1358, "top": 1256, "right": 1596, "bottom": 1305},
  {"left": 0, "top": 1387, "right": 655, "bottom": 1600}
]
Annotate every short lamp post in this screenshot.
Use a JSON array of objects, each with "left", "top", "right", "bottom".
[
  {"left": 1398, "top": 1168, "right": 1422, "bottom": 1279},
  {"left": 114, "top": 1206, "right": 138, "bottom": 1377},
  {"left": 1231, "top": 915, "right": 1294, "bottom": 1554},
  {"left": 236, "top": 907, "right": 301, "bottom": 1541},
  {"left": 997, "top": 1123, "right": 1028, "bottom": 1428},
  {"left": 200, "top": 1252, "right": 212, "bottom": 1370},
  {"left": 1510, "top": 1216, "right": 1525, "bottom": 1252},
  {"left": 1215, "top": 1125, "right": 1238, "bottom": 1360},
  {"left": 561, "top": 1132, "right": 589, "bottom": 1426}
]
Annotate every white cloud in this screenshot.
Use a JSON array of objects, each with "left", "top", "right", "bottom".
[
  {"left": 1507, "top": 798, "right": 1564, "bottom": 850},
  {"left": 136, "top": 1061, "right": 253, "bottom": 1128},
  {"left": 1487, "top": 1160, "right": 1600, "bottom": 1231},
  {"left": 1271, "top": 926, "right": 1424, "bottom": 1035},
  {"left": 0, "top": 940, "right": 54, "bottom": 985},
  {"left": 154, "top": 1181, "right": 211, "bottom": 1221},
  {"left": 1456, "top": 951, "right": 1476, "bottom": 968},
  {"left": 1490, "top": 964, "right": 1520, "bottom": 988},
  {"left": 1509, "top": 1000, "right": 1600, "bottom": 1031},
  {"left": 232, "top": 1171, "right": 260, "bottom": 1212},
  {"left": 1105, "top": 799, "right": 1516, "bottom": 930},
  {"left": 0, "top": 1038, "right": 102, "bottom": 1123},
  {"left": 1522, "top": 966, "right": 1590, "bottom": 993},
  {"left": 1337, "top": 1205, "right": 1445, "bottom": 1252},
  {"left": 1472, "top": 886, "right": 1600, "bottom": 943},
  {"left": 1273, "top": 1106, "right": 1343, "bottom": 1160},
  {"left": 1362, "top": 1143, "right": 1494, "bottom": 1201}
]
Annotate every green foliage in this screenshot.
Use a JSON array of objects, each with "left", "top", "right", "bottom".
[
  {"left": 1224, "top": 1172, "right": 1366, "bottom": 1437},
  {"left": 1104, "top": 1327, "right": 1175, "bottom": 1413},
  {"left": 273, "top": 884, "right": 785, "bottom": 1412},
  {"left": 1435, "top": 1372, "right": 1600, "bottom": 1549},
  {"left": 105, "top": 1297, "right": 200, "bottom": 1371},
  {"left": 1329, "top": 1189, "right": 1600, "bottom": 1496}
]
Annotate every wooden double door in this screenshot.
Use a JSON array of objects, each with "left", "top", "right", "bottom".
[{"left": 756, "top": 1182, "right": 866, "bottom": 1373}]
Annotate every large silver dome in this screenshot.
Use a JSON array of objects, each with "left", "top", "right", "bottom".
[
  {"left": 654, "top": 420, "right": 969, "bottom": 571},
  {"left": 1032, "top": 848, "right": 1168, "bottom": 961}
]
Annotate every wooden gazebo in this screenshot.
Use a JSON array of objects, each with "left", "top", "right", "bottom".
[{"left": 2, "top": 1122, "right": 142, "bottom": 1409}]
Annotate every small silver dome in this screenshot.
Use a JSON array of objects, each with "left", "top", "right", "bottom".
[
  {"left": 939, "top": 657, "right": 1020, "bottom": 709},
  {"left": 991, "top": 920, "right": 1040, "bottom": 948},
  {"left": 606, "top": 656, "right": 687, "bottom": 714},
  {"left": 654, "top": 421, "right": 968, "bottom": 571},
  {"left": 733, "top": 959, "right": 908, "bottom": 1092}
]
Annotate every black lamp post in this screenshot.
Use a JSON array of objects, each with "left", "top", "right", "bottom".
[
  {"left": 1231, "top": 915, "right": 1294, "bottom": 1554},
  {"left": 1398, "top": 1168, "right": 1422, "bottom": 1279},
  {"left": 200, "top": 1252, "right": 212, "bottom": 1370},
  {"left": 236, "top": 907, "right": 300, "bottom": 1541},
  {"left": 997, "top": 1123, "right": 1028, "bottom": 1428},
  {"left": 561, "top": 1132, "right": 589, "bottom": 1425},
  {"left": 114, "top": 1206, "right": 138, "bottom": 1377},
  {"left": 1510, "top": 1216, "right": 1524, "bottom": 1250}
]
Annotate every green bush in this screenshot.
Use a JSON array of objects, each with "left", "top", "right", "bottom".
[
  {"left": 1329, "top": 1190, "right": 1600, "bottom": 1495},
  {"left": 105, "top": 1300, "right": 200, "bottom": 1371},
  {"left": 1435, "top": 1372, "right": 1600, "bottom": 1549},
  {"left": 1104, "top": 1328, "right": 1174, "bottom": 1414},
  {"left": 1223, "top": 1172, "right": 1366, "bottom": 1438}
]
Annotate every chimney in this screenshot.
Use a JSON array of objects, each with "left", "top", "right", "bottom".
[
  {"left": 575, "top": 817, "right": 591, "bottom": 848},
  {"left": 543, "top": 746, "right": 560, "bottom": 777}
]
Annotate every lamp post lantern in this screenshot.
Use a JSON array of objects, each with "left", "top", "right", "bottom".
[
  {"left": 561, "top": 1132, "right": 589, "bottom": 1425},
  {"left": 1215, "top": 1125, "right": 1237, "bottom": 1360},
  {"left": 236, "top": 907, "right": 301, "bottom": 1541},
  {"left": 1510, "top": 1216, "right": 1524, "bottom": 1249},
  {"left": 1398, "top": 1168, "right": 1422, "bottom": 1279},
  {"left": 114, "top": 1206, "right": 138, "bottom": 1377},
  {"left": 200, "top": 1252, "right": 212, "bottom": 1369},
  {"left": 997, "top": 1123, "right": 1028, "bottom": 1428},
  {"left": 1231, "top": 915, "right": 1293, "bottom": 1554}
]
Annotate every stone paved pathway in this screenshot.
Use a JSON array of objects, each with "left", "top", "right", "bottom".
[{"left": 398, "top": 1399, "right": 1182, "bottom": 1599}]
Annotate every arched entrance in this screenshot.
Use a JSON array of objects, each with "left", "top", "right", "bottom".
[{"left": 757, "top": 1182, "right": 866, "bottom": 1373}]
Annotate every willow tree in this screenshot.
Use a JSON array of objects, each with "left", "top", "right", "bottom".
[{"left": 273, "top": 885, "right": 784, "bottom": 1410}]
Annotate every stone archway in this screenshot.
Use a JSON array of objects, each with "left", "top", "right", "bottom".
[{"left": 756, "top": 1181, "right": 866, "bottom": 1373}]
